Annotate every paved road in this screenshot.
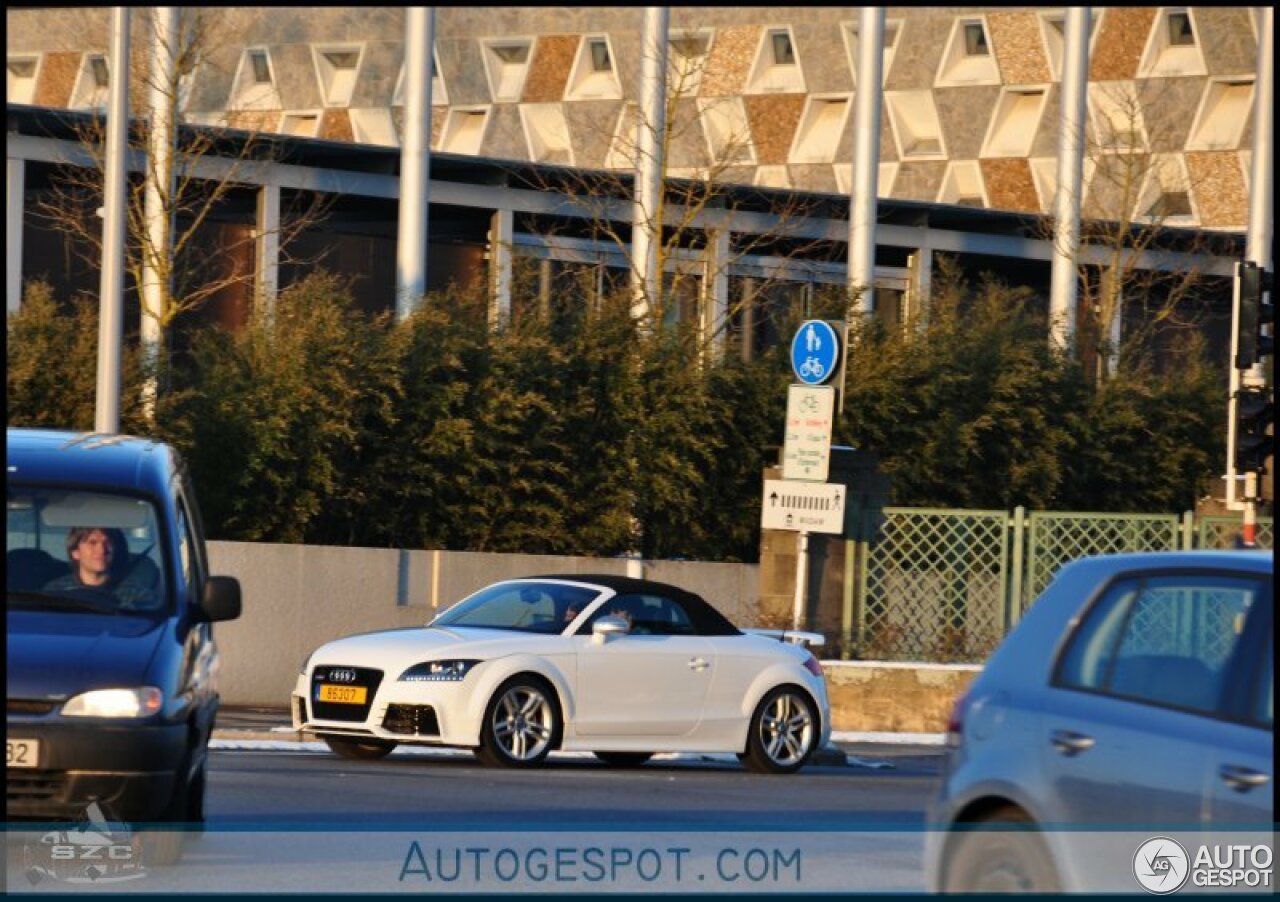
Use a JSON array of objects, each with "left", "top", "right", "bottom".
[{"left": 208, "top": 747, "right": 942, "bottom": 828}]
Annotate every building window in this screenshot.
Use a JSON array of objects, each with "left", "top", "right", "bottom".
[
  {"left": 230, "top": 47, "right": 282, "bottom": 110},
  {"left": 789, "top": 95, "right": 850, "bottom": 164},
  {"left": 698, "top": 96, "right": 756, "bottom": 165},
  {"left": 349, "top": 108, "right": 398, "bottom": 146},
  {"left": 963, "top": 22, "right": 989, "bottom": 56},
  {"left": 771, "top": 30, "right": 795, "bottom": 66},
  {"left": 520, "top": 103, "right": 574, "bottom": 164},
  {"left": 439, "top": 107, "right": 489, "bottom": 155},
  {"left": 938, "top": 161, "right": 986, "bottom": 208},
  {"left": 668, "top": 30, "right": 711, "bottom": 95},
  {"left": 313, "top": 45, "right": 363, "bottom": 107},
  {"left": 746, "top": 26, "right": 805, "bottom": 93},
  {"left": 1187, "top": 79, "right": 1254, "bottom": 151},
  {"left": 885, "top": 90, "right": 946, "bottom": 159},
  {"left": 936, "top": 17, "right": 999, "bottom": 86},
  {"left": 844, "top": 19, "right": 902, "bottom": 87},
  {"left": 1167, "top": 10, "right": 1195, "bottom": 46},
  {"left": 566, "top": 35, "right": 621, "bottom": 100},
  {"left": 279, "top": 111, "right": 320, "bottom": 138},
  {"left": 981, "top": 87, "right": 1049, "bottom": 158},
  {"left": 483, "top": 40, "right": 532, "bottom": 102},
  {"left": 393, "top": 49, "right": 448, "bottom": 106},
  {"left": 71, "top": 54, "right": 111, "bottom": 110},
  {"left": 7, "top": 56, "right": 40, "bottom": 105}
]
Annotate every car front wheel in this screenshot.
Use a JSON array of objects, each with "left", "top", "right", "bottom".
[
  {"left": 942, "top": 808, "right": 1060, "bottom": 892},
  {"left": 476, "top": 676, "right": 560, "bottom": 768},
  {"left": 740, "top": 686, "right": 818, "bottom": 774},
  {"left": 322, "top": 736, "right": 398, "bottom": 760}
]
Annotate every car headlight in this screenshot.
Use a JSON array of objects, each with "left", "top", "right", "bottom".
[
  {"left": 62, "top": 687, "right": 163, "bottom": 718},
  {"left": 398, "top": 660, "right": 481, "bottom": 682}
]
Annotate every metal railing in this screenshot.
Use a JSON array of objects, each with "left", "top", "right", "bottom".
[{"left": 840, "top": 507, "right": 1272, "bottom": 663}]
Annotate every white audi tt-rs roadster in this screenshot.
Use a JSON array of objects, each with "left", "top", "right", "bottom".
[{"left": 292, "top": 574, "right": 830, "bottom": 774}]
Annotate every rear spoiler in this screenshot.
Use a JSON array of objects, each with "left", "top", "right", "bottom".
[{"left": 743, "top": 628, "right": 825, "bottom": 648}]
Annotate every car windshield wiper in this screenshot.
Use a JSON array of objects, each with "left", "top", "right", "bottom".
[{"left": 6, "top": 590, "right": 119, "bottom": 614}]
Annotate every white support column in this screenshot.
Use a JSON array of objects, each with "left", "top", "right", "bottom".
[
  {"left": 141, "top": 6, "right": 179, "bottom": 420},
  {"left": 396, "top": 6, "right": 435, "bottom": 322},
  {"left": 701, "top": 228, "right": 730, "bottom": 360},
  {"left": 95, "top": 6, "right": 130, "bottom": 435},
  {"left": 6, "top": 157, "right": 24, "bottom": 315},
  {"left": 907, "top": 244, "right": 932, "bottom": 329},
  {"left": 1050, "top": 7, "right": 1090, "bottom": 351},
  {"left": 255, "top": 183, "right": 281, "bottom": 322},
  {"left": 1245, "top": 6, "right": 1273, "bottom": 386},
  {"left": 488, "top": 208, "right": 514, "bottom": 329},
  {"left": 631, "top": 6, "right": 668, "bottom": 326},
  {"left": 848, "top": 6, "right": 884, "bottom": 318}
]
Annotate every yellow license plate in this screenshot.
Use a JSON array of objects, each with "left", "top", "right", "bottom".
[{"left": 317, "top": 685, "right": 367, "bottom": 705}]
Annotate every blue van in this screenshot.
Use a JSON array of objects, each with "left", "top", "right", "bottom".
[{"left": 6, "top": 428, "right": 241, "bottom": 865}]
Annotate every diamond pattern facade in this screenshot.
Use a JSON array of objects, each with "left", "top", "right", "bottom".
[{"left": 5, "top": 6, "right": 1261, "bottom": 227}]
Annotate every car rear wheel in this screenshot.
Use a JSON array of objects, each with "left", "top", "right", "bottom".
[
  {"left": 943, "top": 808, "right": 1060, "bottom": 893},
  {"left": 740, "top": 686, "right": 818, "bottom": 774},
  {"left": 476, "top": 676, "right": 560, "bottom": 768},
  {"left": 323, "top": 736, "right": 398, "bottom": 760},
  {"left": 593, "top": 751, "right": 653, "bottom": 767}
]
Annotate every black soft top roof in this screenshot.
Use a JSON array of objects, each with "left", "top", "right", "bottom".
[{"left": 528, "top": 573, "right": 742, "bottom": 636}]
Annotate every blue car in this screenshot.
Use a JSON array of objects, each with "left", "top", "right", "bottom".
[
  {"left": 926, "top": 550, "right": 1273, "bottom": 892},
  {"left": 6, "top": 428, "right": 241, "bottom": 865}
]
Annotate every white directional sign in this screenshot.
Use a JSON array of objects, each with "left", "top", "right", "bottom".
[
  {"left": 782, "top": 384, "right": 835, "bottom": 481},
  {"left": 761, "top": 479, "right": 846, "bottom": 534}
]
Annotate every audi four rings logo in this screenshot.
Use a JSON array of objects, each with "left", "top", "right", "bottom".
[{"left": 327, "top": 668, "right": 358, "bottom": 683}]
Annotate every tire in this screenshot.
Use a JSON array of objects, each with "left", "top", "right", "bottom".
[
  {"left": 740, "top": 686, "right": 819, "bottom": 775},
  {"left": 323, "top": 736, "right": 398, "bottom": 760},
  {"left": 475, "top": 675, "right": 561, "bottom": 768},
  {"left": 593, "top": 751, "right": 652, "bottom": 767},
  {"left": 942, "top": 808, "right": 1061, "bottom": 893}
]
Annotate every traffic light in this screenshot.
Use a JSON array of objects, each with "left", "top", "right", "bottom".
[
  {"left": 1235, "top": 261, "right": 1274, "bottom": 370},
  {"left": 1234, "top": 385, "right": 1273, "bottom": 474}
]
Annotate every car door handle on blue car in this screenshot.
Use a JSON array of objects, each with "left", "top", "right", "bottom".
[
  {"left": 1219, "top": 765, "right": 1270, "bottom": 792},
  {"left": 1050, "top": 729, "right": 1096, "bottom": 756}
]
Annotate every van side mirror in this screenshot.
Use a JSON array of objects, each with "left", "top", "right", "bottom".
[{"left": 200, "top": 575, "right": 241, "bottom": 622}]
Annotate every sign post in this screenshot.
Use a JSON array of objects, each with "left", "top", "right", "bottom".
[{"left": 782, "top": 385, "right": 835, "bottom": 481}]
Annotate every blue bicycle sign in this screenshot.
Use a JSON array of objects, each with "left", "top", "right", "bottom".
[{"left": 790, "top": 320, "right": 840, "bottom": 385}]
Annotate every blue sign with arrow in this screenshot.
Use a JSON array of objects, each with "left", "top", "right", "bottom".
[{"left": 790, "top": 320, "right": 840, "bottom": 385}]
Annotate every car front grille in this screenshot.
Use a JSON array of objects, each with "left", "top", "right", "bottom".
[
  {"left": 7, "top": 770, "right": 66, "bottom": 803},
  {"left": 382, "top": 704, "right": 440, "bottom": 737},
  {"left": 8, "top": 699, "right": 58, "bottom": 715},
  {"left": 309, "top": 665, "right": 383, "bottom": 722}
]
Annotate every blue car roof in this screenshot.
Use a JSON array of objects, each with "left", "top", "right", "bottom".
[{"left": 6, "top": 427, "right": 176, "bottom": 498}]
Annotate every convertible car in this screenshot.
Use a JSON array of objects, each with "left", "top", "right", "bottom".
[{"left": 293, "top": 574, "right": 830, "bottom": 774}]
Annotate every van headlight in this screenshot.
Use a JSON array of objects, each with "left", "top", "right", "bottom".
[
  {"left": 62, "top": 687, "right": 163, "bottom": 718},
  {"left": 398, "top": 660, "right": 480, "bottom": 682}
]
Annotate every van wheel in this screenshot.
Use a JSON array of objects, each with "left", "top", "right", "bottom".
[{"left": 943, "top": 808, "right": 1060, "bottom": 892}]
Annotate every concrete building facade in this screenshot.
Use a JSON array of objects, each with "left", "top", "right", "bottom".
[{"left": 6, "top": 7, "right": 1262, "bottom": 227}]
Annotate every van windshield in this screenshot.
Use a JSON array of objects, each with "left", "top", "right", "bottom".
[{"left": 6, "top": 488, "right": 168, "bottom": 614}]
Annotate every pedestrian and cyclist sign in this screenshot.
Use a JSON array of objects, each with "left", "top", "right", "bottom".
[{"left": 790, "top": 320, "right": 840, "bottom": 385}]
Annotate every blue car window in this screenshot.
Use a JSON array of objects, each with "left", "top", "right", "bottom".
[{"left": 1057, "top": 573, "right": 1260, "bottom": 716}]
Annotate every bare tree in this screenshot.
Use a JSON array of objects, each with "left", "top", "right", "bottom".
[
  {"left": 502, "top": 26, "right": 839, "bottom": 359},
  {"left": 30, "top": 8, "right": 331, "bottom": 415},
  {"left": 1044, "top": 76, "right": 1236, "bottom": 382}
]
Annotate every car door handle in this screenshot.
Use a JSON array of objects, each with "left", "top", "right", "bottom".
[
  {"left": 1050, "top": 729, "right": 1095, "bottom": 756},
  {"left": 1219, "top": 765, "right": 1270, "bottom": 792},
  {"left": 688, "top": 658, "right": 710, "bottom": 671}
]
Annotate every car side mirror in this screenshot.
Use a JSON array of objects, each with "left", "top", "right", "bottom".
[
  {"left": 199, "top": 575, "right": 241, "bottom": 622},
  {"left": 591, "top": 615, "right": 629, "bottom": 645}
]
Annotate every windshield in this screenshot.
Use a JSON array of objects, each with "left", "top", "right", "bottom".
[
  {"left": 6, "top": 488, "right": 168, "bottom": 614},
  {"left": 432, "top": 581, "right": 601, "bottom": 634}
]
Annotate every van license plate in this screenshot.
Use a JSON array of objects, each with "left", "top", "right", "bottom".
[{"left": 7, "top": 739, "right": 39, "bottom": 768}]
